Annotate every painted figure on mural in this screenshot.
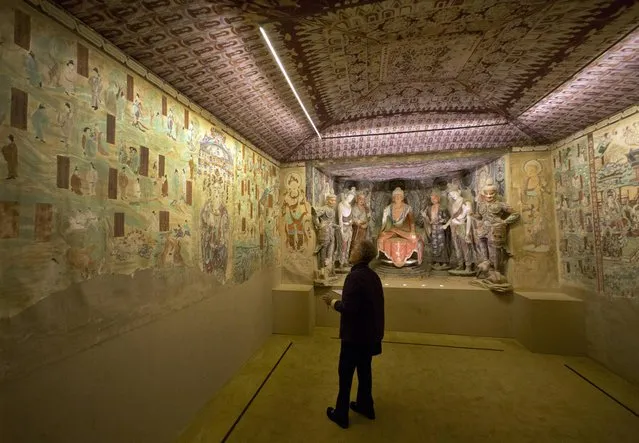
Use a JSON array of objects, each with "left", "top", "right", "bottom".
[
  {"left": 421, "top": 191, "right": 451, "bottom": 270},
  {"left": 282, "top": 173, "right": 309, "bottom": 252},
  {"left": 94, "top": 124, "right": 108, "bottom": 156},
  {"left": 118, "top": 143, "right": 128, "bottom": 165},
  {"left": 337, "top": 188, "right": 356, "bottom": 267},
  {"left": 520, "top": 160, "right": 550, "bottom": 251},
  {"left": 89, "top": 68, "right": 102, "bottom": 110},
  {"left": 152, "top": 111, "right": 163, "bottom": 132},
  {"left": 133, "top": 177, "right": 141, "bottom": 200},
  {"left": 603, "top": 190, "right": 625, "bottom": 231},
  {"left": 167, "top": 108, "right": 177, "bottom": 140},
  {"left": 473, "top": 179, "right": 520, "bottom": 274},
  {"left": 351, "top": 191, "right": 371, "bottom": 250},
  {"left": 132, "top": 94, "right": 147, "bottom": 131},
  {"left": 2, "top": 134, "right": 18, "bottom": 180},
  {"left": 189, "top": 155, "right": 196, "bottom": 180},
  {"left": 86, "top": 162, "right": 98, "bottom": 196},
  {"left": 129, "top": 147, "right": 140, "bottom": 174},
  {"left": 24, "top": 51, "right": 42, "bottom": 88},
  {"left": 378, "top": 187, "right": 423, "bottom": 267},
  {"left": 57, "top": 102, "right": 73, "bottom": 147},
  {"left": 119, "top": 166, "right": 129, "bottom": 200},
  {"left": 200, "top": 171, "right": 230, "bottom": 278},
  {"left": 31, "top": 104, "right": 48, "bottom": 143},
  {"left": 151, "top": 161, "right": 157, "bottom": 179},
  {"left": 70, "top": 166, "right": 83, "bottom": 195},
  {"left": 313, "top": 191, "right": 337, "bottom": 274},
  {"left": 83, "top": 127, "right": 99, "bottom": 158},
  {"left": 161, "top": 175, "right": 169, "bottom": 197},
  {"left": 60, "top": 60, "right": 76, "bottom": 95}
]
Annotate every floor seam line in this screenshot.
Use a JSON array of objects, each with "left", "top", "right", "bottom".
[
  {"left": 564, "top": 364, "right": 639, "bottom": 418},
  {"left": 221, "top": 341, "right": 293, "bottom": 442}
]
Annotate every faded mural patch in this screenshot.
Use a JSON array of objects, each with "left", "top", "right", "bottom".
[
  {"left": 509, "top": 152, "right": 558, "bottom": 289},
  {"left": 0, "top": 4, "right": 279, "bottom": 319},
  {"left": 552, "top": 137, "right": 596, "bottom": 287}
]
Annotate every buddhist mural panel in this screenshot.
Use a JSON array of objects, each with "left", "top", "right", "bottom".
[
  {"left": 509, "top": 152, "right": 559, "bottom": 289},
  {"left": 592, "top": 112, "right": 639, "bottom": 298},
  {"left": 552, "top": 137, "right": 596, "bottom": 288},
  {"left": 0, "top": 3, "right": 279, "bottom": 323},
  {"left": 280, "top": 165, "right": 314, "bottom": 283},
  {"left": 233, "top": 141, "right": 280, "bottom": 284}
]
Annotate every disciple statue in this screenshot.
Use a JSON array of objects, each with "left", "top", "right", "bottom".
[
  {"left": 351, "top": 192, "right": 371, "bottom": 252},
  {"left": 421, "top": 191, "right": 450, "bottom": 270},
  {"left": 312, "top": 192, "right": 338, "bottom": 279},
  {"left": 473, "top": 179, "right": 520, "bottom": 274},
  {"left": 445, "top": 187, "right": 474, "bottom": 274},
  {"left": 378, "top": 187, "right": 424, "bottom": 267},
  {"left": 337, "top": 188, "right": 356, "bottom": 267}
]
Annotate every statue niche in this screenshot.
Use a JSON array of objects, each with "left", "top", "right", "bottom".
[{"left": 377, "top": 187, "right": 424, "bottom": 267}]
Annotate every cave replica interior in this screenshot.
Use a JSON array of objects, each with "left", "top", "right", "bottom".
[{"left": 1, "top": 0, "right": 639, "bottom": 441}]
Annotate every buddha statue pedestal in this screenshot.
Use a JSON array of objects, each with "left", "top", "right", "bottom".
[{"left": 378, "top": 236, "right": 422, "bottom": 267}]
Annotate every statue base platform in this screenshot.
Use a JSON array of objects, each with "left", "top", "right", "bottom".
[
  {"left": 334, "top": 266, "right": 351, "bottom": 274},
  {"left": 373, "top": 259, "right": 429, "bottom": 279},
  {"left": 313, "top": 277, "right": 586, "bottom": 355}
]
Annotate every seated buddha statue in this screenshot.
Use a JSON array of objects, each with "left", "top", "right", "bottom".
[{"left": 377, "top": 187, "right": 424, "bottom": 267}]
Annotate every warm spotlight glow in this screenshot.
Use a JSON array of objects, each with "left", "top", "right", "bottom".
[{"left": 259, "top": 27, "right": 322, "bottom": 139}]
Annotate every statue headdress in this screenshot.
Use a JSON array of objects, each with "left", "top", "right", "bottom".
[{"left": 482, "top": 178, "right": 498, "bottom": 194}]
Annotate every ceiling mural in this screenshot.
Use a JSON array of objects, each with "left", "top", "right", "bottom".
[{"left": 50, "top": 0, "right": 639, "bottom": 161}]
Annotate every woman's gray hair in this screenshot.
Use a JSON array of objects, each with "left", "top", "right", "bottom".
[{"left": 356, "top": 239, "right": 378, "bottom": 264}]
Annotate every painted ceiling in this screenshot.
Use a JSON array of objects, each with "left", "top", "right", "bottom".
[{"left": 51, "top": 0, "right": 639, "bottom": 163}]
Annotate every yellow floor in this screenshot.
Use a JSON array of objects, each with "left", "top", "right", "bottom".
[{"left": 178, "top": 328, "right": 639, "bottom": 443}]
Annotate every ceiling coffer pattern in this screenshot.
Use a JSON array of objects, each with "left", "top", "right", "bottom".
[
  {"left": 53, "top": 0, "right": 639, "bottom": 162},
  {"left": 318, "top": 156, "right": 500, "bottom": 182},
  {"left": 290, "top": 124, "right": 533, "bottom": 161}
]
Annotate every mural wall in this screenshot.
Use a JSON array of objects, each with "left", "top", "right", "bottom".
[
  {"left": 509, "top": 151, "right": 559, "bottom": 289},
  {"left": 0, "top": 4, "right": 280, "bottom": 321},
  {"left": 553, "top": 111, "right": 639, "bottom": 298}
]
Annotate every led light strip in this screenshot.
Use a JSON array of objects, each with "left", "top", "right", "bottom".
[{"left": 259, "top": 26, "right": 322, "bottom": 139}]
